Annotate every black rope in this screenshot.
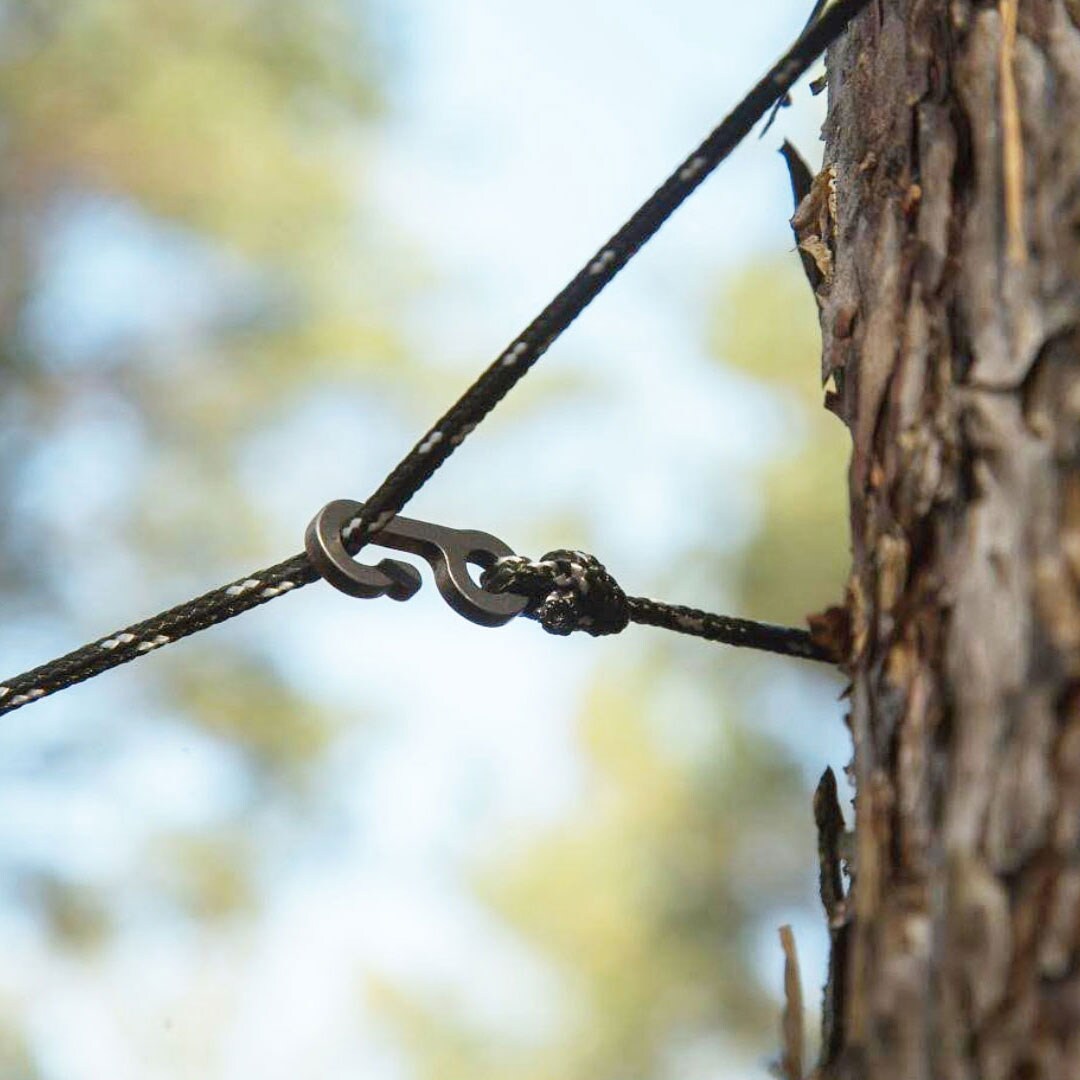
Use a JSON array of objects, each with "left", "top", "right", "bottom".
[
  {"left": 482, "top": 551, "right": 831, "bottom": 662},
  {"left": 0, "top": 0, "right": 866, "bottom": 715}
]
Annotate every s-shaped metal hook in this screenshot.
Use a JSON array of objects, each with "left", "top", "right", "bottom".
[{"left": 305, "top": 499, "right": 529, "bottom": 628}]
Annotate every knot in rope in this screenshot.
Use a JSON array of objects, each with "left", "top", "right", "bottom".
[{"left": 481, "top": 550, "right": 630, "bottom": 637}]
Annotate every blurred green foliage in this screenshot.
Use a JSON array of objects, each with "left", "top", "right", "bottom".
[
  {"left": 29, "top": 873, "right": 112, "bottom": 953},
  {"left": 0, "top": 0, "right": 376, "bottom": 252},
  {"left": 714, "top": 260, "right": 851, "bottom": 624},
  {"left": 0, "top": 1015, "right": 41, "bottom": 1080},
  {"left": 0, "top": 0, "right": 852, "bottom": 1074},
  {"left": 374, "top": 259, "right": 851, "bottom": 1079},
  {"left": 0, "top": 0, "right": 394, "bottom": 672},
  {"left": 375, "top": 706, "right": 829, "bottom": 1078},
  {"left": 167, "top": 649, "right": 342, "bottom": 781},
  {"left": 0, "top": 0, "right": 392, "bottom": 966},
  {"left": 147, "top": 829, "right": 257, "bottom": 923}
]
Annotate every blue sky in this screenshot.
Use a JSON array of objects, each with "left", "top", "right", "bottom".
[{"left": 0, "top": 2, "right": 852, "bottom": 1077}]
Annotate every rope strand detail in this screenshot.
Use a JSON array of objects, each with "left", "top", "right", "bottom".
[{"left": 0, "top": 0, "right": 867, "bottom": 715}]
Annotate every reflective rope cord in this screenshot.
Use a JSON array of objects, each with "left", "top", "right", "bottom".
[
  {"left": 0, "top": 0, "right": 867, "bottom": 715},
  {"left": 482, "top": 551, "right": 831, "bottom": 662}
]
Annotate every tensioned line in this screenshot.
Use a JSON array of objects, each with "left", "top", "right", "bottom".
[{"left": 0, "top": 0, "right": 868, "bottom": 715}]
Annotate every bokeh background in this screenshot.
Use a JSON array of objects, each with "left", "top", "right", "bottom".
[{"left": 0, "top": 2, "right": 854, "bottom": 1077}]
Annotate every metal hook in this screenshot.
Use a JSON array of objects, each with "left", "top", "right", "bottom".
[
  {"left": 305, "top": 500, "right": 422, "bottom": 602},
  {"left": 305, "top": 499, "right": 529, "bottom": 628}
]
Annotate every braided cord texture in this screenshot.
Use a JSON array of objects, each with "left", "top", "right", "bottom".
[
  {"left": 625, "top": 597, "right": 831, "bottom": 661},
  {"left": 482, "top": 551, "right": 632, "bottom": 636},
  {"left": 0, "top": 555, "right": 316, "bottom": 711},
  {"left": 0, "top": 0, "right": 868, "bottom": 716},
  {"left": 334, "top": 0, "right": 873, "bottom": 551},
  {"left": 483, "top": 551, "right": 830, "bottom": 662}
]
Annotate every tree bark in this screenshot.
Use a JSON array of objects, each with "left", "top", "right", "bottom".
[{"left": 802, "top": 1, "right": 1080, "bottom": 1076}]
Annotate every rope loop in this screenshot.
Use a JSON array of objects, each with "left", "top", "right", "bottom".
[{"left": 482, "top": 550, "right": 630, "bottom": 637}]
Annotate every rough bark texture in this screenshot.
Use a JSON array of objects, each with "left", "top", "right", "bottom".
[{"left": 799, "top": 0, "right": 1080, "bottom": 1076}]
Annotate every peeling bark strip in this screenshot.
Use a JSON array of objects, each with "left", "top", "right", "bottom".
[
  {"left": 815, "top": 767, "right": 852, "bottom": 1070},
  {"left": 805, "top": 0, "right": 1080, "bottom": 1077},
  {"left": 779, "top": 925, "right": 806, "bottom": 1080}
]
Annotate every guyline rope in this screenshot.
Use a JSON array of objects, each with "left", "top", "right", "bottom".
[{"left": 0, "top": 0, "right": 869, "bottom": 715}]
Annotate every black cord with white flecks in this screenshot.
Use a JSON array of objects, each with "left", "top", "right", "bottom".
[
  {"left": 482, "top": 551, "right": 831, "bottom": 661},
  {"left": 0, "top": 0, "right": 867, "bottom": 716}
]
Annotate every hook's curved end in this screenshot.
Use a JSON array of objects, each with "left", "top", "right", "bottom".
[
  {"left": 426, "top": 530, "right": 528, "bottom": 628},
  {"left": 305, "top": 499, "right": 528, "bottom": 627},
  {"left": 306, "top": 500, "right": 421, "bottom": 602}
]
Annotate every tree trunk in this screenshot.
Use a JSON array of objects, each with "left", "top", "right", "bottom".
[{"left": 804, "top": 1, "right": 1080, "bottom": 1076}]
